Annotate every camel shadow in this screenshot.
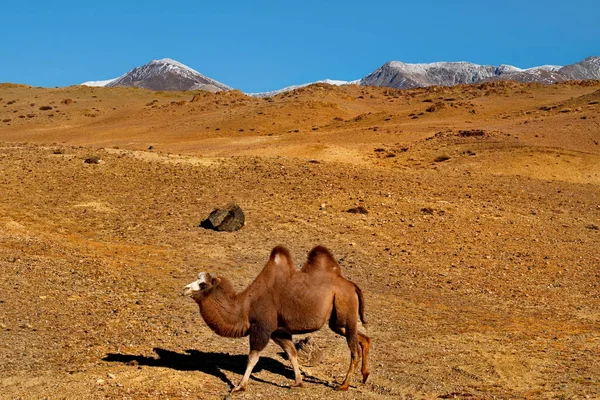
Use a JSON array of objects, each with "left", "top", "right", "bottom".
[{"left": 103, "top": 348, "right": 332, "bottom": 390}]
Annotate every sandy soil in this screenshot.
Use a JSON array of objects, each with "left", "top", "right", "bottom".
[{"left": 1, "top": 81, "right": 599, "bottom": 399}]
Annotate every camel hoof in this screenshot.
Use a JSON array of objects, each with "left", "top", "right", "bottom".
[
  {"left": 290, "top": 381, "right": 303, "bottom": 389},
  {"left": 336, "top": 384, "right": 350, "bottom": 391},
  {"left": 362, "top": 372, "right": 370, "bottom": 383},
  {"left": 230, "top": 385, "right": 246, "bottom": 393}
]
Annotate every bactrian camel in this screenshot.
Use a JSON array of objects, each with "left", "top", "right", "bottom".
[{"left": 182, "top": 245, "right": 371, "bottom": 392}]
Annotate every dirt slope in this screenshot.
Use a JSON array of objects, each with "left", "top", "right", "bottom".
[{"left": 1, "top": 81, "right": 599, "bottom": 399}]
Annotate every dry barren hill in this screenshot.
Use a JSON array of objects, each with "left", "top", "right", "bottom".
[{"left": 1, "top": 81, "right": 599, "bottom": 399}]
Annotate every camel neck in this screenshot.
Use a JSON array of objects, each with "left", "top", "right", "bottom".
[{"left": 198, "top": 279, "right": 250, "bottom": 338}]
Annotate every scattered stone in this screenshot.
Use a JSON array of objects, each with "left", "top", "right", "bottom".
[
  {"left": 434, "top": 155, "right": 451, "bottom": 162},
  {"left": 107, "top": 373, "right": 116, "bottom": 380},
  {"left": 458, "top": 129, "right": 486, "bottom": 137},
  {"left": 84, "top": 156, "right": 101, "bottom": 164},
  {"left": 39, "top": 106, "right": 53, "bottom": 111},
  {"left": 61, "top": 99, "right": 73, "bottom": 105},
  {"left": 346, "top": 206, "right": 368, "bottom": 214},
  {"left": 426, "top": 102, "right": 446, "bottom": 112},
  {"left": 585, "top": 224, "right": 599, "bottom": 230},
  {"left": 200, "top": 203, "right": 245, "bottom": 232},
  {"left": 191, "top": 93, "right": 205, "bottom": 102}
]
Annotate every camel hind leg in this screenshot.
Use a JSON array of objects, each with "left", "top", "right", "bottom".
[
  {"left": 340, "top": 327, "right": 360, "bottom": 391},
  {"left": 328, "top": 281, "right": 371, "bottom": 389},
  {"left": 271, "top": 330, "right": 303, "bottom": 388},
  {"left": 328, "top": 309, "right": 360, "bottom": 389},
  {"left": 358, "top": 332, "right": 371, "bottom": 383}
]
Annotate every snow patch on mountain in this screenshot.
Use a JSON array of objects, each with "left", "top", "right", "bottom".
[{"left": 80, "top": 77, "right": 119, "bottom": 87}]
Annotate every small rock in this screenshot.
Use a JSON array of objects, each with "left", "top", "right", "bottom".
[
  {"left": 84, "top": 156, "right": 101, "bottom": 164},
  {"left": 346, "top": 206, "right": 368, "bottom": 214},
  {"left": 107, "top": 373, "right": 116, "bottom": 379},
  {"left": 96, "top": 379, "right": 105, "bottom": 385}
]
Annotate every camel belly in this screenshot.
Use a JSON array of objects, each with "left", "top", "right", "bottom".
[{"left": 278, "top": 291, "right": 334, "bottom": 333}]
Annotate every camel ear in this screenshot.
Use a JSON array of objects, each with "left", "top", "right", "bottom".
[
  {"left": 211, "top": 277, "right": 221, "bottom": 286},
  {"left": 198, "top": 272, "right": 212, "bottom": 283}
]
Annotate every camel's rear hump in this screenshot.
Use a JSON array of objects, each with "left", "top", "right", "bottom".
[{"left": 303, "top": 246, "right": 342, "bottom": 275}]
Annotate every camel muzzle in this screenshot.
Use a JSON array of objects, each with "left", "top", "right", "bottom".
[{"left": 182, "top": 280, "right": 201, "bottom": 296}]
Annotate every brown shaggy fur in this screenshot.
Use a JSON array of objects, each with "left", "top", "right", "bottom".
[{"left": 187, "top": 245, "right": 371, "bottom": 392}]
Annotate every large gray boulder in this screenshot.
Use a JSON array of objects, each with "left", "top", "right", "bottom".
[{"left": 200, "top": 203, "right": 245, "bottom": 232}]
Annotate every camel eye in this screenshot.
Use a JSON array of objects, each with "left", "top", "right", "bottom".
[{"left": 199, "top": 282, "right": 208, "bottom": 289}]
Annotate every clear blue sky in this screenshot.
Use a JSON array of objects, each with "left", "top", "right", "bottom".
[{"left": 2, "top": 0, "right": 598, "bottom": 92}]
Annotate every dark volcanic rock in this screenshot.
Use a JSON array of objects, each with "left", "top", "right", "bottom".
[{"left": 200, "top": 203, "right": 245, "bottom": 232}]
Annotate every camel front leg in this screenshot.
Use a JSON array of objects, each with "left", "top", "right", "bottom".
[
  {"left": 232, "top": 323, "right": 272, "bottom": 392},
  {"left": 232, "top": 350, "right": 261, "bottom": 392}
]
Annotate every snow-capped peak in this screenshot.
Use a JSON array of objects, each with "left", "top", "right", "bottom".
[
  {"left": 148, "top": 58, "right": 204, "bottom": 75},
  {"left": 91, "top": 58, "right": 232, "bottom": 91}
]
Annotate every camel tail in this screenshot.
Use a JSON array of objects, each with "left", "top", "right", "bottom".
[{"left": 354, "top": 283, "right": 367, "bottom": 326}]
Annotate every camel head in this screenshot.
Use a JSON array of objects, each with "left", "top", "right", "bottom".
[{"left": 182, "top": 272, "right": 220, "bottom": 297}]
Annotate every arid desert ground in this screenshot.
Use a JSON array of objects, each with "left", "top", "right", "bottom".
[{"left": 1, "top": 81, "right": 599, "bottom": 399}]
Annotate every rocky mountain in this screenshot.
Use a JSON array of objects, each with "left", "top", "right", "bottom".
[
  {"left": 559, "top": 56, "right": 600, "bottom": 80},
  {"left": 92, "top": 58, "right": 231, "bottom": 92},
  {"left": 248, "top": 79, "right": 360, "bottom": 97},
  {"left": 360, "top": 57, "right": 600, "bottom": 89},
  {"left": 81, "top": 56, "right": 600, "bottom": 94},
  {"left": 360, "top": 61, "right": 498, "bottom": 89}
]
